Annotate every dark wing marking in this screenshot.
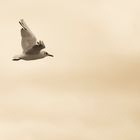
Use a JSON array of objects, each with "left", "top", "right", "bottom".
[{"left": 26, "top": 40, "right": 45, "bottom": 54}]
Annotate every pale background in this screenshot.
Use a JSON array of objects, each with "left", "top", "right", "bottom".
[{"left": 0, "top": 0, "right": 140, "bottom": 139}]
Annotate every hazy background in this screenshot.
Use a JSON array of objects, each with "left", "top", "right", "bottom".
[{"left": 0, "top": 0, "right": 140, "bottom": 139}]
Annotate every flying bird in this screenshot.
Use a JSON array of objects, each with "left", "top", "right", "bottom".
[{"left": 13, "top": 19, "right": 53, "bottom": 61}]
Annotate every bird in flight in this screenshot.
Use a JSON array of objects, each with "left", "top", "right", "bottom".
[{"left": 13, "top": 19, "right": 53, "bottom": 61}]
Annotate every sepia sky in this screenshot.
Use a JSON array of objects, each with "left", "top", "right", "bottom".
[{"left": 0, "top": 0, "right": 140, "bottom": 140}]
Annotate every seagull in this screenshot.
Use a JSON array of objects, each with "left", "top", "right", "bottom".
[{"left": 13, "top": 19, "right": 53, "bottom": 61}]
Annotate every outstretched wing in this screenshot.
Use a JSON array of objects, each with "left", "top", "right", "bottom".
[
  {"left": 19, "top": 19, "right": 37, "bottom": 53},
  {"left": 26, "top": 40, "right": 46, "bottom": 54}
]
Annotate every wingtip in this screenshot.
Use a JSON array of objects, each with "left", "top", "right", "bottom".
[
  {"left": 19, "top": 19, "right": 28, "bottom": 30},
  {"left": 19, "top": 18, "right": 24, "bottom": 22}
]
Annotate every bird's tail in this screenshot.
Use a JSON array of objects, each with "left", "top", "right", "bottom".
[{"left": 12, "top": 55, "right": 21, "bottom": 61}]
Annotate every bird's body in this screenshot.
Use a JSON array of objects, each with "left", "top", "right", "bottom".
[
  {"left": 14, "top": 52, "right": 46, "bottom": 61},
  {"left": 13, "top": 19, "right": 53, "bottom": 61}
]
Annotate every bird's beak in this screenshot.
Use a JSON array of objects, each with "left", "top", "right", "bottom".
[{"left": 48, "top": 54, "right": 54, "bottom": 57}]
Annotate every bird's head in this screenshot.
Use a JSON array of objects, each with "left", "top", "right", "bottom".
[{"left": 42, "top": 51, "right": 54, "bottom": 57}]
